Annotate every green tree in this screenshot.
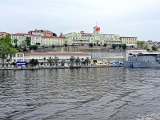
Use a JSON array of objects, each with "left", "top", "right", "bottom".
[
  {"left": 6, "top": 58, "right": 10, "bottom": 68},
  {"left": 52, "top": 44, "right": 55, "bottom": 49},
  {"left": 54, "top": 56, "right": 59, "bottom": 66},
  {"left": 15, "top": 43, "right": 18, "bottom": 48},
  {"left": 119, "top": 44, "right": 122, "bottom": 48},
  {"left": 122, "top": 44, "right": 127, "bottom": 50},
  {"left": 26, "top": 37, "right": 31, "bottom": 47},
  {"left": 29, "top": 45, "right": 38, "bottom": 50},
  {"left": 152, "top": 46, "right": 157, "bottom": 51},
  {"left": 43, "top": 57, "right": 46, "bottom": 66},
  {"left": 1, "top": 35, "right": 13, "bottom": 47},
  {"left": 70, "top": 56, "right": 75, "bottom": 66},
  {"left": 103, "top": 43, "right": 107, "bottom": 47},
  {"left": 147, "top": 48, "right": 150, "bottom": 51},
  {"left": 0, "top": 41, "right": 17, "bottom": 67},
  {"left": 81, "top": 58, "right": 84, "bottom": 65},
  {"left": 29, "top": 59, "right": 38, "bottom": 68},
  {"left": 14, "top": 39, "right": 18, "bottom": 44},
  {"left": 144, "top": 45, "right": 149, "bottom": 50},
  {"left": 23, "top": 47, "right": 27, "bottom": 51},
  {"left": 85, "top": 57, "right": 90, "bottom": 66},
  {"left": 33, "top": 45, "right": 38, "bottom": 50},
  {"left": 112, "top": 44, "right": 116, "bottom": 49},
  {"left": 89, "top": 43, "right": 93, "bottom": 48},
  {"left": 75, "top": 57, "right": 80, "bottom": 66},
  {"left": 17, "top": 44, "right": 22, "bottom": 52},
  {"left": 47, "top": 57, "right": 53, "bottom": 66},
  {"left": 64, "top": 44, "right": 67, "bottom": 47},
  {"left": 137, "top": 41, "right": 145, "bottom": 48},
  {"left": 22, "top": 40, "right": 27, "bottom": 48}
]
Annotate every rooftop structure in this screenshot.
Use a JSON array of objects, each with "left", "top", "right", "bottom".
[{"left": 28, "top": 29, "right": 55, "bottom": 37}]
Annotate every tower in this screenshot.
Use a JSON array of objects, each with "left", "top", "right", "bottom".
[
  {"left": 93, "top": 26, "right": 100, "bottom": 34},
  {"left": 93, "top": 26, "right": 100, "bottom": 45}
]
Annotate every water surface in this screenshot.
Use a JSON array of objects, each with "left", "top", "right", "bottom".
[{"left": 0, "top": 68, "right": 160, "bottom": 120}]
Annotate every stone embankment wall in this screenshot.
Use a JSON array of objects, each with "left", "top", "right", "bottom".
[
  {"left": 0, "top": 46, "right": 126, "bottom": 67},
  {"left": 39, "top": 46, "right": 126, "bottom": 62}
]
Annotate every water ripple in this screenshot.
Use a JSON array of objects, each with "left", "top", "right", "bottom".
[{"left": 0, "top": 68, "right": 160, "bottom": 120}]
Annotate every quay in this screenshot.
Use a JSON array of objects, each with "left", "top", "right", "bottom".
[{"left": 0, "top": 65, "right": 123, "bottom": 70}]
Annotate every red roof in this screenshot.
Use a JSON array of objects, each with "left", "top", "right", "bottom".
[
  {"left": 12, "top": 33, "right": 28, "bottom": 36},
  {"left": 12, "top": 33, "right": 41, "bottom": 37},
  {"left": 57, "top": 36, "right": 66, "bottom": 38},
  {"left": 42, "top": 36, "right": 66, "bottom": 39}
]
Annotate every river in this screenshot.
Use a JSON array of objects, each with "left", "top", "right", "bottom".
[{"left": 0, "top": 67, "right": 160, "bottom": 120}]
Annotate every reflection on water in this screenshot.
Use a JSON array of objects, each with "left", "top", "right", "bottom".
[{"left": 0, "top": 68, "right": 160, "bottom": 120}]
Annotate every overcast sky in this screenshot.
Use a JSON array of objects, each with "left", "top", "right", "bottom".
[{"left": 1, "top": 0, "right": 160, "bottom": 41}]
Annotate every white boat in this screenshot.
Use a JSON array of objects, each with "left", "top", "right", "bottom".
[{"left": 91, "top": 60, "right": 107, "bottom": 66}]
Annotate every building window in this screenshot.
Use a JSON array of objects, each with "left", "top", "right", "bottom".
[{"left": 17, "top": 54, "right": 23, "bottom": 57}]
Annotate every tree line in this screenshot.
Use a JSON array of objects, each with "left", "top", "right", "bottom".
[
  {"left": 88, "top": 43, "right": 127, "bottom": 49},
  {"left": 28, "top": 56, "right": 91, "bottom": 68}
]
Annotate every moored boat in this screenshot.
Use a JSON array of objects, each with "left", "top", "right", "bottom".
[
  {"left": 124, "top": 52, "right": 160, "bottom": 68},
  {"left": 123, "top": 61, "right": 133, "bottom": 68},
  {"left": 70, "top": 66, "right": 81, "bottom": 69},
  {"left": 133, "top": 61, "right": 160, "bottom": 68},
  {"left": 90, "top": 60, "right": 107, "bottom": 66}
]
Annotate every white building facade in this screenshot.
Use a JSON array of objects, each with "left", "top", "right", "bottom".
[
  {"left": 63, "top": 26, "right": 121, "bottom": 45},
  {"left": 11, "top": 33, "right": 66, "bottom": 46},
  {"left": 11, "top": 33, "right": 42, "bottom": 46},
  {"left": 120, "top": 37, "right": 138, "bottom": 47},
  {"left": 41, "top": 36, "right": 66, "bottom": 46},
  {"left": 0, "top": 52, "right": 91, "bottom": 67},
  {"left": 11, "top": 26, "right": 141, "bottom": 47},
  {"left": 12, "top": 52, "right": 91, "bottom": 63}
]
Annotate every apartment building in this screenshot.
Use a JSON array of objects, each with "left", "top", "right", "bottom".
[
  {"left": 11, "top": 33, "right": 66, "bottom": 46},
  {"left": 101, "top": 34, "right": 121, "bottom": 45},
  {"left": 41, "top": 36, "right": 66, "bottom": 46},
  {"left": 11, "top": 33, "right": 41, "bottom": 45},
  {"left": 120, "top": 37, "right": 137, "bottom": 47},
  {"left": 0, "top": 32, "right": 9, "bottom": 39}
]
